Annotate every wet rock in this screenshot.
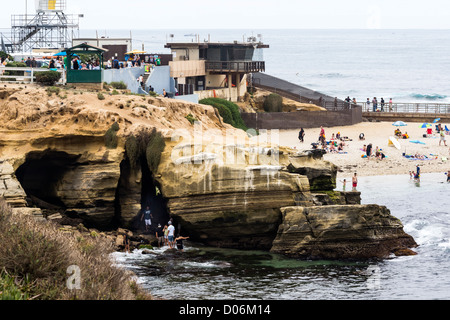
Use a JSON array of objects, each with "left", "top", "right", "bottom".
[{"left": 271, "top": 205, "right": 418, "bottom": 260}]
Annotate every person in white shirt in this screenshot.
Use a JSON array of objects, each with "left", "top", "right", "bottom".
[{"left": 167, "top": 221, "right": 175, "bottom": 248}]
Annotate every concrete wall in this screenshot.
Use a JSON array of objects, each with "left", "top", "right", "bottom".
[
  {"left": 241, "top": 107, "right": 363, "bottom": 130},
  {"left": 174, "top": 94, "right": 199, "bottom": 104},
  {"left": 103, "top": 67, "right": 145, "bottom": 94},
  {"left": 146, "top": 66, "right": 175, "bottom": 95},
  {"left": 196, "top": 87, "right": 238, "bottom": 102}
]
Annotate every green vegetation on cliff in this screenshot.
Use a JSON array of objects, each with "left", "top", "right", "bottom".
[
  {"left": 125, "top": 128, "right": 166, "bottom": 174},
  {"left": 0, "top": 198, "right": 152, "bottom": 300},
  {"left": 200, "top": 98, "right": 248, "bottom": 131}
]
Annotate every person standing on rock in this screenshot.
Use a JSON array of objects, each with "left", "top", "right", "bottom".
[
  {"left": 352, "top": 173, "right": 358, "bottom": 192},
  {"left": 167, "top": 221, "right": 176, "bottom": 249},
  {"left": 141, "top": 206, "right": 153, "bottom": 232}
]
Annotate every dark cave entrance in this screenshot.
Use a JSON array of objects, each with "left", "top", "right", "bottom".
[
  {"left": 140, "top": 157, "right": 170, "bottom": 231},
  {"left": 15, "top": 150, "right": 80, "bottom": 208},
  {"left": 115, "top": 155, "right": 170, "bottom": 233}
]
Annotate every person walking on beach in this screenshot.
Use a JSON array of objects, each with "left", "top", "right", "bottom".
[
  {"left": 352, "top": 173, "right": 358, "bottom": 191},
  {"left": 439, "top": 130, "right": 447, "bottom": 146},
  {"left": 298, "top": 128, "right": 305, "bottom": 143}
]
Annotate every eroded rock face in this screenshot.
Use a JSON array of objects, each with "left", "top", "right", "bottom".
[
  {"left": 160, "top": 163, "right": 312, "bottom": 249},
  {"left": 271, "top": 205, "right": 418, "bottom": 260}
]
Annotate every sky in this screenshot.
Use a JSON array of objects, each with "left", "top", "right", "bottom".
[{"left": 1, "top": 0, "right": 450, "bottom": 30}]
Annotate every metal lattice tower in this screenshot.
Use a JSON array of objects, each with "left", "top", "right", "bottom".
[{"left": 11, "top": 0, "right": 81, "bottom": 53}]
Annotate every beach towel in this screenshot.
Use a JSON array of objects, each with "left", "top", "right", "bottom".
[
  {"left": 410, "top": 140, "right": 426, "bottom": 145},
  {"left": 403, "top": 154, "right": 437, "bottom": 161}
]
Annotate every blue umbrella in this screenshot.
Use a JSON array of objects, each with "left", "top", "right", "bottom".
[
  {"left": 420, "top": 123, "right": 432, "bottom": 129},
  {"left": 393, "top": 121, "right": 407, "bottom": 127},
  {"left": 433, "top": 118, "right": 441, "bottom": 123},
  {"left": 54, "top": 52, "right": 78, "bottom": 57}
]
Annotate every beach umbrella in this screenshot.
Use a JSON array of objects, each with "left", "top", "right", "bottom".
[
  {"left": 125, "top": 50, "right": 146, "bottom": 55},
  {"left": 393, "top": 121, "right": 407, "bottom": 127},
  {"left": 420, "top": 123, "right": 432, "bottom": 129},
  {"left": 433, "top": 118, "right": 441, "bottom": 123},
  {"left": 389, "top": 136, "right": 401, "bottom": 150},
  {"left": 54, "top": 51, "right": 67, "bottom": 56}
]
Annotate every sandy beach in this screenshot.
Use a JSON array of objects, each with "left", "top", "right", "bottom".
[{"left": 274, "top": 121, "right": 450, "bottom": 178}]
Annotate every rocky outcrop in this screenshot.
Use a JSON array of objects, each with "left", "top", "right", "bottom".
[
  {"left": 0, "top": 85, "right": 418, "bottom": 260},
  {"left": 271, "top": 205, "right": 417, "bottom": 259},
  {"left": 160, "top": 163, "right": 312, "bottom": 249}
]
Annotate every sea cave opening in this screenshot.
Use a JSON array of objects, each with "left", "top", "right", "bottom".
[
  {"left": 140, "top": 157, "right": 170, "bottom": 232},
  {"left": 15, "top": 150, "right": 80, "bottom": 209},
  {"left": 115, "top": 154, "right": 170, "bottom": 234}
]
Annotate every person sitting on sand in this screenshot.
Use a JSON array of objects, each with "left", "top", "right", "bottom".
[
  {"left": 446, "top": 171, "right": 450, "bottom": 183},
  {"left": 329, "top": 144, "right": 337, "bottom": 153},
  {"left": 395, "top": 128, "right": 402, "bottom": 137},
  {"left": 362, "top": 145, "right": 367, "bottom": 152},
  {"left": 331, "top": 133, "right": 335, "bottom": 140},
  {"left": 359, "top": 133, "right": 365, "bottom": 141},
  {"left": 402, "top": 132, "right": 409, "bottom": 139}
]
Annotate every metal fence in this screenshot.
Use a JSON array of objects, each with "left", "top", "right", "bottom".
[
  {"left": 360, "top": 102, "right": 450, "bottom": 114},
  {"left": 0, "top": 67, "right": 66, "bottom": 84}
]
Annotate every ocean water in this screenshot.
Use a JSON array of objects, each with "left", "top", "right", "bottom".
[
  {"left": 111, "top": 172, "right": 450, "bottom": 300},
  {"left": 82, "top": 29, "right": 450, "bottom": 103}
]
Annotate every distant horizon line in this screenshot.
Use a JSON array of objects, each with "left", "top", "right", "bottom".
[{"left": 2, "top": 27, "right": 450, "bottom": 31}]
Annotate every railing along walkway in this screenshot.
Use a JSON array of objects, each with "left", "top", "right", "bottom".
[
  {"left": 0, "top": 67, "right": 66, "bottom": 84},
  {"left": 361, "top": 102, "right": 450, "bottom": 115}
]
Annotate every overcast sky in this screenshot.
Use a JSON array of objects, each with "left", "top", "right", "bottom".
[{"left": 1, "top": 0, "right": 450, "bottom": 30}]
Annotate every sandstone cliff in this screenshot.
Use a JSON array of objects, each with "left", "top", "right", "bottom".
[{"left": 0, "top": 84, "right": 417, "bottom": 259}]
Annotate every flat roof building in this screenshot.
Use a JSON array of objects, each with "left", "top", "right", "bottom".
[{"left": 164, "top": 41, "right": 269, "bottom": 101}]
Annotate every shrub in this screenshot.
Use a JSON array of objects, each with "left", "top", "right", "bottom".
[
  {"left": 199, "top": 98, "right": 247, "bottom": 131},
  {"left": 97, "top": 93, "right": 105, "bottom": 100},
  {"left": 0, "top": 198, "right": 152, "bottom": 300},
  {"left": 46, "top": 86, "right": 60, "bottom": 96},
  {"left": 35, "top": 71, "right": 61, "bottom": 86},
  {"left": 185, "top": 113, "right": 198, "bottom": 125},
  {"left": 109, "top": 81, "right": 127, "bottom": 90},
  {"left": 263, "top": 93, "right": 283, "bottom": 112},
  {"left": 104, "top": 122, "right": 120, "bottom": 149}
]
